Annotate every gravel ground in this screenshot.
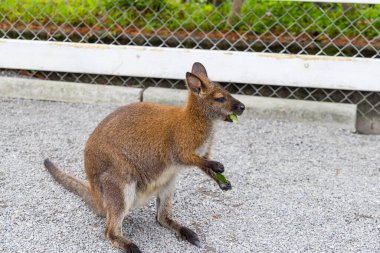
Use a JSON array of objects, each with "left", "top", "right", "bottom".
[{"left": 1, "top": 97, "right": 379, "bottom": 253}]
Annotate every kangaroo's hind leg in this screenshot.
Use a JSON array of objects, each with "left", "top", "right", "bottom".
[
  {"left": 155, "top": 177, "right": 201, "bottom": 248},
  {"left": 100, "top": 172, "right": 142, "bottom": 253}
]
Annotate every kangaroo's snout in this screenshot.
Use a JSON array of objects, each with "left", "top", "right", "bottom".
[{"left": 232, "top": 100, "right": 245, "bottom": 116}]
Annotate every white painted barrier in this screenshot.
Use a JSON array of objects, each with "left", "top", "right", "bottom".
[{"left": 0, "top": 39, "right": 379, "bottom": 92}]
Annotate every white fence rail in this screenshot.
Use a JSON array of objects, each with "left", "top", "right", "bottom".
[{"left": 1, "top": 39, "right": 379, "bottom": 92}]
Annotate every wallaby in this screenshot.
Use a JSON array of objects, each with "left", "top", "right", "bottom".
[{"left": 44, "top": 62, "right": 245, "bottom": 253}]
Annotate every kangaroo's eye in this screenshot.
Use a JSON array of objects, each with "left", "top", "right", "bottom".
[{"left": 214, "top": 97, "right": 226, "bottom": 103}]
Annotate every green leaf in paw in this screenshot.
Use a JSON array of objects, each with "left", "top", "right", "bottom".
[
  {"left": 228, "top": 113, "right": 239, "bottom": 122},
  {"left": 215, "top": 172, "right": 228, "bottom": 184}
]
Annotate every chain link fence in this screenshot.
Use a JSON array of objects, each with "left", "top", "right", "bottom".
[{"left": 0, "top": 0, "right": 379, "bottom": 132}]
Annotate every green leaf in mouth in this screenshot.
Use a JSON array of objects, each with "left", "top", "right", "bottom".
[
  {"left": 215, "top": 172, "right": 228, "bottom": 184},
  {"left": 228, "top": 113, "right": 239, "bottom": 123}
]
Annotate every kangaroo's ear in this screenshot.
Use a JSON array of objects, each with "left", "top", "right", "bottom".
[
  {"left": 186, "top": 72, "right": 203, "bottom": 94},
  {"left": 192, "top": 62, "right": 208, "bottom": 78}
]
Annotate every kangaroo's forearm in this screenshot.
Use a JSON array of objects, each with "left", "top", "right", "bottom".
[
  {"left": 182, "top": 155, "right": 231, "bottom": 191},
  {"left": 179, "top": 153, "right": 231, "bottom": 191},
  {"left": 179, "top": 154, "right": 223, "bottom": 172},
  {"left": 179, "top": 153, "right": 208, "bottom": 168}
]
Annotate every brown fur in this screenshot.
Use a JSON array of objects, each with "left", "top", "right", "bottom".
[{"left": 44, "top": 62, "right": 245, "bottom": 253}]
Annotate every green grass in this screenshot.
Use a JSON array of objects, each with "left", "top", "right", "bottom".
[{"left": 0, "top": 0, "right": 379, "bottom": 40}]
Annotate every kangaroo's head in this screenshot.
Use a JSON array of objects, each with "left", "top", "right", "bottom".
[{"left": 185, "top": 62, "right": 245, "bottom": 122}]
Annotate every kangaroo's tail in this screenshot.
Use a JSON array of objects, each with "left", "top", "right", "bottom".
[{"left": 44, "top": 158, "right": 94, "bottom": 208}]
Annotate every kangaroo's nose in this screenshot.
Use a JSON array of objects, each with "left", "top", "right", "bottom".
[{"left": 233, "top": 102, "right": 245, "bottom": 115}]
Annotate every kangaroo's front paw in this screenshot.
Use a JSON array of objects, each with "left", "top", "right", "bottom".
[
  {"left": 124, "top": 243, "right": 142, "bottom": 253},
  {"left": 218, "top": 180, "right": 232, "bottom": 191},
  {"left": 179, "top": 227, "right": 201, "bottom": 248},
  {"left": 207, "top": 161, "right": 224, "bottom": 173}
]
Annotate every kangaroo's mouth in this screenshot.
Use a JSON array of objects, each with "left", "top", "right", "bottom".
[
  {"left": 224, "top": 113, "right": 239, "bottom": 123},
  {"left": 224, "top": 116, "right": 233, "bottom": 122},
  {"left": 224, "top": 101, "right": 245, "bottom": 122}
]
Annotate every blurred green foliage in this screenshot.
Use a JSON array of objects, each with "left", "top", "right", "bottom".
[{"left": 0, "top": 0, "right": 379, "bottom": 39}]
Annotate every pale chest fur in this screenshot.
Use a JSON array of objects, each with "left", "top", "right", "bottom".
[
  {"left": 196, "top": 130, "right": 214, "bottom": 158},
  {"left": 126, "top": 165, "right": 182, "bottom": 209},
  {"left": 124, "top": 125, "right": 216, "bottom": 210}
]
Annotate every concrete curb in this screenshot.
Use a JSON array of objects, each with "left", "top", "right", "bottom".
[
  {"left": 143, "top": 87, "right": 188, "bottom": 107},
  {"left": 144, "top": 87, "right": 357, "bottom": 132},
  {"left": 0, "top": 76, "right": 142, "bottom": 105},
  {"left": 0, "top": 77, "right": 357, "bottom": 131}
]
